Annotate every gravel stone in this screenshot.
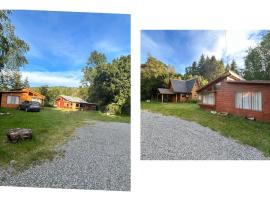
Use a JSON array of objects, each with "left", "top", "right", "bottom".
[
  {"left": 0, "top": 121, "right": 130, "bottom": 191},
  {"left": 141, "top": 111, "right": 269, "bottom": 160}
]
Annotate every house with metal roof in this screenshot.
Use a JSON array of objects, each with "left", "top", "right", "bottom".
[
  {"left": 157, "top": 78, "right": 200, "bottom": 102},
  {"left": 54, "top": 95, "right": 97, "bottom": 111}
]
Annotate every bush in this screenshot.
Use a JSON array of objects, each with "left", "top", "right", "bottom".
[
  {"left": 121, "top": 103, "right": 130, "bottom": 115},
  {"left": 186, "top": 99, "right": 199, "bottom": 104},
  {"left": 105, "top": 103, "right": 121, "bottom": 115}
]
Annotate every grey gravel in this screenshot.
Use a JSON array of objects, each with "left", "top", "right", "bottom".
[
  {"left": 0, "top": 121, "right": 130, "bottom": 191},
  {"left": 141, "top": 111, "right": 269, "bottom": 160}
]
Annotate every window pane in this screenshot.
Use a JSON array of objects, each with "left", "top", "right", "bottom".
[
  {"left": 252, "top": 92, "right": 262, "bottom": 111},
  {"left": 7, "top": 96, "right": 20, "bottom": 104},
  {"left": 15, "top": 96, "right": 19, "bottom": 104},
  {"left": 242, "top": 92, "right": 251, "bottom": 109},
  {"left": 7, "top": 96, "right": 11, "bottom": 104},
  {"left": 235, "top": 92, "right": 242, "bottom": 108}
]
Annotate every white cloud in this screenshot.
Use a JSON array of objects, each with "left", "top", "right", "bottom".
[
  {"left": 141, "top": 32, "right": 176, "bottom": 62},
  {"left": 94, "top": 40, "right": 122, "bottom": 53},
  {"left": 199, "top": 30, "right": 262, "bottom": 68},
  {"left": 21, "top": 70, "right": 82, "bottom": 87}
]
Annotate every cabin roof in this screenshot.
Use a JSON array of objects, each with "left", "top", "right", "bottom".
[
  {"left": 227, "top": 80, "right": 270, "bottom": 84},
  {"left": 197, "top": 70, "right": 244, "bottom": 93},
  {"left": 0, "top": 88, "right": 45, "bottom": 99},
  {"left": 59, "top": 95, "right": 95, "bottom": 104},
  {"left": 157, "top": 88, "right": 174, "bottom": 94},
  {"left": 170, "top": 78, "right": 197, "bottom": 93}
]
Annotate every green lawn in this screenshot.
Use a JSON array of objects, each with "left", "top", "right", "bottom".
[
  {"left": 0, "top": 107, "right": 129, "bottom": 170},
  {"left": 142, "top": 102, "right": 270, "bottom": 156}
]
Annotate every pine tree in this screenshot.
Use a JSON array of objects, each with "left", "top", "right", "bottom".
[{"left": 23, "top": 77, "right": 30, "bottom": 88}]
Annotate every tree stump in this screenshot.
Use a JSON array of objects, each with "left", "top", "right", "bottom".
[{"left": 7, "top": 128, "right": 32, "bottom": 143}]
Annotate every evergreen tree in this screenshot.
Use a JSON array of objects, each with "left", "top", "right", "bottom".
[
  {"left": 244, "top": 31, "right": 270, "bottom": 80},
  {"left": 23, "top": 77, "right": 30, "bottom": 88},
  {"left": 230, "top": 59, "right": 238, "bottom": 74}
]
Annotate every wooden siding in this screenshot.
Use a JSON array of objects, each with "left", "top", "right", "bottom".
[
  {"left": 0, "top": 88, "right": 45, "bottom": 108},
  {"left": 191, "top": 80, "right": 200, "bottom": 99},
  {"left": 215, "top": 82, "right": 270, "bottom": 122},
  {"left": 55, "top": 97, "right": 96, "bottom": 111},
  {"left": 198, "top": 81, "right": 270, "bottom": 122}
]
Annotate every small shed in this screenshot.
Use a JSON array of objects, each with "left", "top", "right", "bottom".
[
  {"left": 0, "top": 88, "right": 45, "bottom": 108},
  {"left": 54, "top": 95, "right": 97, "bottom": 111}
]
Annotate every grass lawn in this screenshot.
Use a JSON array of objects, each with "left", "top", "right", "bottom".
[
  {"left": 142, "top": 102, "right": 270, "bottom": 156},
  {"left": 0, "top": 107, "right": 130, "bottom": 170}
]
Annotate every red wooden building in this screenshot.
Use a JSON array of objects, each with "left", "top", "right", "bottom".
[
  {"left": 54, "top": 95, "right": 97, "bottom": 111},
  {"left": 197, "top": 70, "right": 270, "bottom": 122}
]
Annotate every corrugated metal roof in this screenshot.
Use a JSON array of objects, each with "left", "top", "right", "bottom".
[{"left": 60, "top": 95, "right": 90, "bottom": 104}]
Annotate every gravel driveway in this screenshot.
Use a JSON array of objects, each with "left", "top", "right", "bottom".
[
  {"left": 141, "top": 111, "right": 268, "bottom": 160},
  {"left": 0, "top": 121, "right": 130, "bottom": 191}
]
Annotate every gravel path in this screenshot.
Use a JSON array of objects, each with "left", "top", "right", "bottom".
[
  {"left": 0, "top": 121, "right": 130, "bottom": 191},
  {"left": 141, "top": 111, "right": 268, "bottom": 160}
]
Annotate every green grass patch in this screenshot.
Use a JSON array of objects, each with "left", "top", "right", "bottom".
[
  {"left": 142, "top": 102, "right": 270, "bottom": 156},
  {"left": 0, "top": 107, "right": 129, "bottom": 170}
]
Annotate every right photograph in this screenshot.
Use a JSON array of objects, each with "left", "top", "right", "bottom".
[{"left": 141, "top": 30, "right": 270, "bottom": 160}]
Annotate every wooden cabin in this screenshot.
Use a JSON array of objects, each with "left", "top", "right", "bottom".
[
  {"left": 157, "top": 78, "right": 200, "bottom": 102},
  {"left": 0, "top": 88, "right": 45, "bottom": 108},
  {"left": 197, "top": 70, "right": 270, "bottom": 122},
  {"left": 54, "top": 95, "right": 97, "bottom": 111}
]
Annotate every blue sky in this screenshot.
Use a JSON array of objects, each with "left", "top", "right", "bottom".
[
  {"left": 10, "top": 10, "right": 130, "bottom": 87},
  {"left": 141, "top": 30, "right": 267, "bottom": 73}
]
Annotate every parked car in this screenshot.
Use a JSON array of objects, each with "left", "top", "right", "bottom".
[{"left": 19, "top": 101, "right": 41, "bottom": 112}]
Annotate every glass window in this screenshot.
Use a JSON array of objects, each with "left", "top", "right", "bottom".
[
  {"left": 202, "top": 93, "right": 215, "bottom": 105},
  {"left": 235, "top": 92, "right": 242, "bottom": 109},
  {"left": 7, "top": 96, "right": 20, "bottom": 104},
  {"left": 252, "top": 92, "right": 262, "bottom": 111},
  {"left": 235, "top": 91, "right": 262, "bottom": 111},
  {"left": 242, "top": 92, "right": 251, "bottom": 109}
]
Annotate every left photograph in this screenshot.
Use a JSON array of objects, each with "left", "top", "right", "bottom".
[{"left": 0, "top": 10, "right": 130, "bottom": 191}]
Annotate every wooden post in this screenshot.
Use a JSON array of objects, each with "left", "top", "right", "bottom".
[
  {"left": 176, "top": 94, "right": 178, "bottom": 103},
  {"left": 162, "top": 94, "right": 163, "bottom": 103}
]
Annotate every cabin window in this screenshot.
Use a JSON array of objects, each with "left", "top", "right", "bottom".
[
  {"left": 235, "top": 92, "right": 262, "bottom": 111},
  {"left": 7, "top": 96, "right": 20, "bottom": 105},
  {"left": 202, "top": 93, "right": 215, "bottom": 105}
]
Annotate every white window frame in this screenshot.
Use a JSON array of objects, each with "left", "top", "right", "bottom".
[
  {"left": 7, "top": 95, "right": 20, "bottom": 105},
  {"left": 202, "top": 93, "right": 215, "bottom": 105},
  {"left": 235, "top": 91, "right": 262, "bottom": 111}
]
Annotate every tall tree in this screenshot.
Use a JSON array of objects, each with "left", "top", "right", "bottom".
[
  {"left": 81, "top": 51, "right": 130, "bottom": 114},
  {"left": 141, "top": 55, "right": 177, "bottom": 100},
  {"left": 0, "top": 10, "right": 29, "bottom": 90},
  {"left": 185, "top": 54, "right": 225, "bottom": 81},
  {"left": 230, "top": 59, "right": 238, "bottom": 74},
  {"left": 22, "top": 77, "right": 29, "bottom": 88},
  {"left": 200, "top": 55, "right": 225, "bottom": 81},
  {"left": 244, "top": 31, "right": 270, "bottom": 80}
]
